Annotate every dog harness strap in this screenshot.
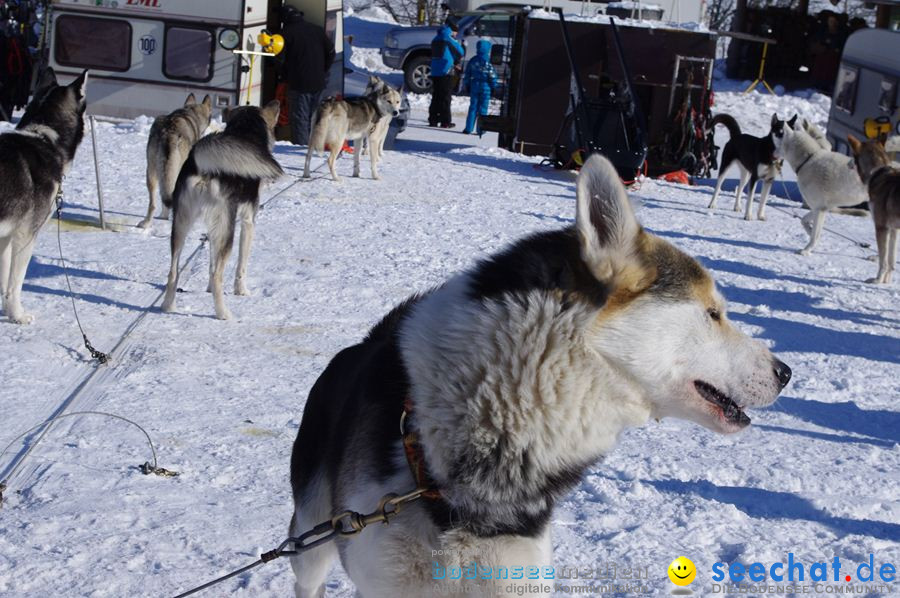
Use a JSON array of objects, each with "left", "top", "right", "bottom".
[
  {"left": 794, "top": 153, "right": 813, "bottom": 176},
  {"left": 401, "top": 399, "right": 441, "bottom": 500}
]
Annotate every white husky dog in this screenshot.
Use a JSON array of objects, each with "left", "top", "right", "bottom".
[{"left": 774, "top": 123, "right": 868, "bottom": 255}]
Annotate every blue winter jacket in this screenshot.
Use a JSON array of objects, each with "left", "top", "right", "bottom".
[
  {"left": 464, "top": 39, "right": 498, "bottom": 96},
  {"left": 430, "top": 26, "right": 464, "bottom": 78}
]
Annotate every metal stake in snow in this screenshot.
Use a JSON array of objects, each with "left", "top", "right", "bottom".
[{"left": 89, "top": 115, "right": 107, "bottom": 230}]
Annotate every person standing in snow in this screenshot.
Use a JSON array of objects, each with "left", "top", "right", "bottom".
[
  {"left": 428, "top": 24, "right": 464, "bottom": 129},
  {"left": 279, "top": 5, "right": 336, "bottom": 145},
  {"left": 462, "top": 39, "right": 498, "bottom": 135}
]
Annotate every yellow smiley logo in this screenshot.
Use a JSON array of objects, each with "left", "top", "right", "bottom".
[{"left": 668, "top": 556, "right": 697, "bottom": 586}]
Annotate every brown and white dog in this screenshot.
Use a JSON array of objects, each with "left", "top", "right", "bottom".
[
  {"left": 848, "top": 134, "right": 900, "bottom": 284},
  {"left": 288, "top": 154, "right": 792, "bottom": 597}
]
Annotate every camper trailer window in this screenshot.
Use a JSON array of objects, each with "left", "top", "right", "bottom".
[
  {"left": 834, "top": 65, "right": 858, "bottom": 114},
  {"left": 55, "top": 15, "right": 131, "bottom": 72},
  {"left": 878, "top": 77, "right": 897, "bottom": 113},
  {"left": 164, "top": 26, "right": 214, "bottom": 82}
]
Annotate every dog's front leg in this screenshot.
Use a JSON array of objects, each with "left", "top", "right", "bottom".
[
  {"left": 353, "top": 138, "right": 362, "bottom": 178},
  {"left": 744, "top": 179, "right": 758, "bottom": 221},
  {"left": 757, "top": 179, "right": 773, "bottom": 220},
  {"left": 5, "top": 234, "right": 37, "bottom": 324},
  {"left": 368, "top": 135, "right": 381, "bottom": 180}
]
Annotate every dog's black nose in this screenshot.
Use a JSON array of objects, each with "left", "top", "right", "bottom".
[{"left": 773, "top": 359, "right": 792, "bottom": 389}]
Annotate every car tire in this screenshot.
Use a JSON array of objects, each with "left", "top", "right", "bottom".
[{"left": 404, "top": 55, "right": 432, "bottom": 94}]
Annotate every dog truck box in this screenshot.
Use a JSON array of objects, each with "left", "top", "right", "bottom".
[
  {"left": 46, "top": 0, "right": 343, "bottom": 119},
  {"left": 826, "top": 28, "right": 900, "bottom": 156}
]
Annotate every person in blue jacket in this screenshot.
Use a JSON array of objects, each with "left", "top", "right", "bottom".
[
  {"left": 462, "top": 39, "right": 498, "bottom": 135},
  {"left": 428, "top": 24, "right": 464, "bottom": 128}
]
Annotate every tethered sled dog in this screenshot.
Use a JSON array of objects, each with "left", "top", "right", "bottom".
[
  {"left": 707, "top": 113, "right": 793, "bottom": 221},
  {"left": 161, "top": 101, "right": 282, "bottom": 321},
  {"left": 0, "top": 68, "right": 88, "bottom": 325},
  {"left": 139, "top": 93, "right": 213, "bottom": 229},
  {"left": 303, "top": 80, "right": 402, "bottom": 182},
  {"left": 288, "top": 154, "right": 792, "bottom": 597}
]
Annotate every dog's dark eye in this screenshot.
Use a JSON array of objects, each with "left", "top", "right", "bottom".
[{"left": 707, "top": 308, "right": 721, "bottom": 322}]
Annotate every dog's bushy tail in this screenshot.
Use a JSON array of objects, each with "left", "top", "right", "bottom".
[
  {"left": 710, "top": 113, "right": 741, "bottom": 140},
  {"left": 192, "top": 135, "right": 283, "bottom": 181}
]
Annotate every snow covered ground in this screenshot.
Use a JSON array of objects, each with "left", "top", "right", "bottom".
[{"left": 0, "top": 12, "right": 898, "bottom": 598}]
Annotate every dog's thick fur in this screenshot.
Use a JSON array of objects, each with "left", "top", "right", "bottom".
[
  {"left": 303, "top": 83, "right": 401, "bottom": 182},
  {"left": 848, "top": 134, "right": 900, "bottom": 283},
  {"left": 139, "top": 93, "right": 212, "bottom": 229},
  {"left": 774, "top": 123, "right": 868, "bottom": 255},
  {"left": 0, "top": 68, "right": 88, "bottom": 324},
  {"left": 288, "top": 155, "right": 791, "bottom": 598},
  {"left": 161, "top": 101, "right": 282, "bottom": 320},
  {"left": 708, "top": 113, "right": 792, "bottom": 221},
  {"left": 801, "top": 118, "right": 832, "bottom": 151}
]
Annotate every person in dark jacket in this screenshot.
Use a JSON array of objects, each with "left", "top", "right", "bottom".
[
  {"left": 462, "top": 39, "right": 497, "bottom": 135},
  {"left": 279, "top": 5, "right": 336, "bottom": 145},
  {"left": 428, "top": 24, "right": 464, "bottom": 128}
]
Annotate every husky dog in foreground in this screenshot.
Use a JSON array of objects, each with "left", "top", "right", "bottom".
[
  {"left": 139, "top": 94, "right": 212, "bottom": 229},
  {"left": 0, "top": 69, "right": 88, "bottom": 324},
  {"left": 288, "top": 154, "right": 792, "bottom": 598},
  {"left": 848, "top": 134, "right": 900, "bottom": 283},
  {"left": 303, "top": 82, "right": 402, "bottom": 182},
  {"left": 161, "top": 102, "right": 282, "bottom": 320},
  {"left": 774, "top": 123, "right": 868, "bottom": 255},
  {"left": 707, "top": 113, "right": 793, "bottom": 221}
]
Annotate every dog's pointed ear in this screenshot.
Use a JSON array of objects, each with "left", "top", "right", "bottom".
[
  {"left": 202, "top": 94, "right": 212, "bottom": 108},
  {"left": 185, "top": 93, "right": 197, "bottom": 106},
  {"left": 788, "top": 114, "right": 798, "bottom": 128},
  {"left": 771, "top": 113, "right": 780, "bottom": 128},
  {"left": 847, "top": 134, "right": 862, "bottom": 155},
  {"left": 71, "top": 70, "right": 88, "bottom": 100},
  {"left": 37, "top": 67, "right": 58, "bottom": 91},
  {"left": 261, "top": 100, "right": 281, "bottom": 127},
  {"left": 576, "top": 154, "right": 643, "bottom": 285}
]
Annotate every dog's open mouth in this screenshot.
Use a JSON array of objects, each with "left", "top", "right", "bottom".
[{"left": 694, "top": 380, "right": 750, "bottom": 427}]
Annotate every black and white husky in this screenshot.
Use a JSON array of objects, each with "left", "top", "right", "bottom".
[
  {"left": 0, "top": 68, "right": 88, "bottom": 324},
  {"left": 138, "top": 93, "right": 212, "bottom": 229},
  {"left": 288, "top": 154, "right": 792, "bottom": 597},
  {"left": 161, "top": 102, "right": 282, "bottom": 320},
  {"left": 707, "top": 113, "right": 794, "bottom": 221}
]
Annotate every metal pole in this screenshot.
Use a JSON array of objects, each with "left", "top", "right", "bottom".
[{"left": 89, "top": 116, "right": 107, "bottom": 230}]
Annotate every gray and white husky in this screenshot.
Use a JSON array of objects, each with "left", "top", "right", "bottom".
[
  {"left": 161, "top": 102, "right": 282, "bottom": 320},
  {"left": 303, "top": 83, "right": 402, "bottom": 182},
  {"left": 288, "top": 154, "right": 792, "bottom": 598},
  {"left": 139, "top": 93, "right": 212, "bottom": 229},
  {"left": 0, "top": 68, "right": 88, "bottom": 324},
  {"left": 774, "top": 123, "right": 868, "bottom": 255}
]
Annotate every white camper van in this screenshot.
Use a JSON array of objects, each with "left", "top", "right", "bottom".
[{"left": 47, "top": 0, "right": 342, "bottom": 118}]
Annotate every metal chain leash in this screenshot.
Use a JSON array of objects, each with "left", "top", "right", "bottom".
[
  {"left": 54, "top": 183, "right": 110, "bottom": 364},
  {"left": 171, "top": 488, "right": 428, "bottom": 598}
]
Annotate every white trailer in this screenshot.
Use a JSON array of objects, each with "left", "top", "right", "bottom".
[{"left": 47, "top": 0, "right": 343, "bottom": 118}]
